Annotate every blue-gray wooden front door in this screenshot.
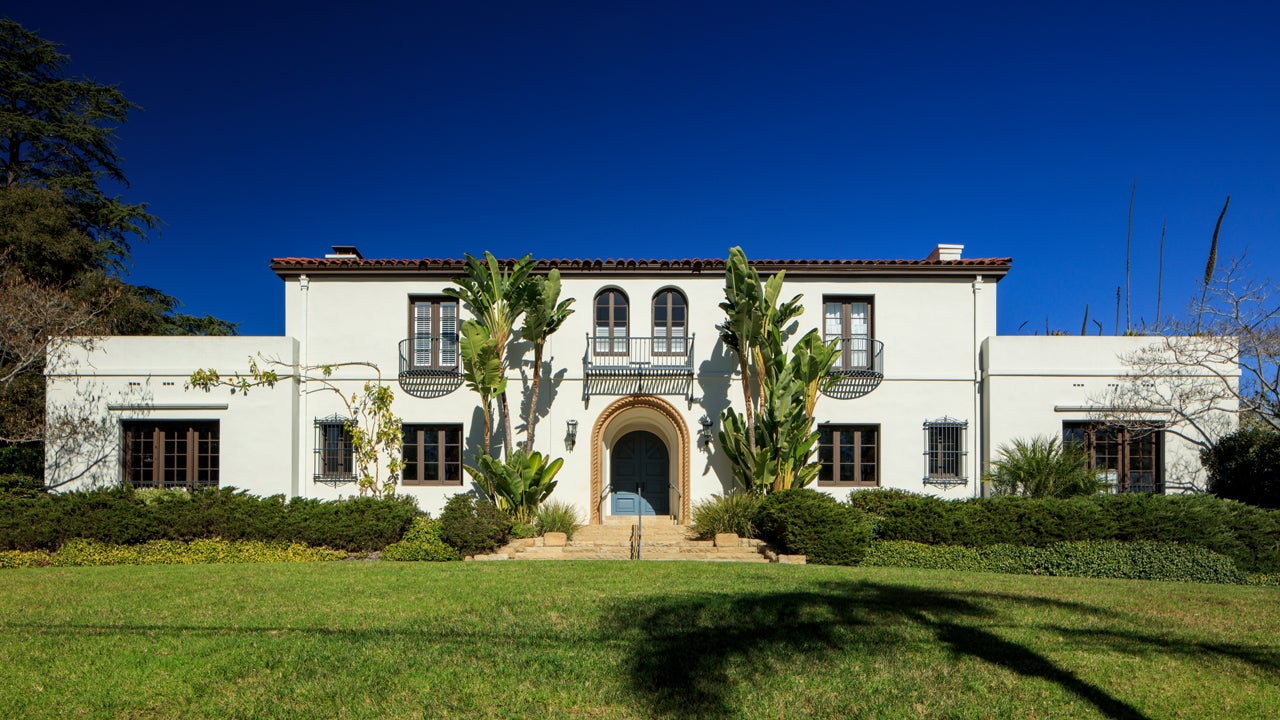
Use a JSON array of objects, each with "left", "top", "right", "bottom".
[{"left": 610, "top": 430, "right": 670, "bottom": 515}]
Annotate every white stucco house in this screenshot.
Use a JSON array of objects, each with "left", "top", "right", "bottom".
[{"left": 44, "top": 243, "right": 1237, "bottom": 521}]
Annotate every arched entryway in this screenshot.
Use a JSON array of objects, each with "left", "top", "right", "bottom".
[
  {"left": 610, "top": 430, "right": 670, "bottom": 515},
  {"left": 590, "top": 395, "right": 691, "bottom": 524}
]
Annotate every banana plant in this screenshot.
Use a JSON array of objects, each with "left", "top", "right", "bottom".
[
  {"left": 459, "top": 320, "right": 505, "bottom": 454},
  {"left": 445, "top": 252, "right": 535, "bottom": 456},
  {"left": 716, "top": 249, "right": 838, "bottom": 494},
  {"left": 519, "top": 268, "right": 574, "bottom": 448},
  {"left": 465, "top": 448, "right": 563, "bottom": 523}
]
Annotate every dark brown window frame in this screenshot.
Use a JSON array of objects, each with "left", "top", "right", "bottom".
[
  {"left": 401, "top": 423, "right": 464, "bottom": 486},
  {"left": 593, "top": 288, "right": 630, "bottom": 357},
  {"left": 652, "top": 288, "right": 688, "bottom": 356},
  {"left": 818, "top": 423, "right": 880, "bottom": 487},
  {"left": 121, "top": 420, "right": 219, "bottom": 490},
  {"left": 1063, "top": 421, "right": 1164, "bottom": 493},
  {"left": 823, "top": 296, "right": 875, "bottom": 372},
  {"left": 408, "top": 296, "right": 460, "bottom": 370}
]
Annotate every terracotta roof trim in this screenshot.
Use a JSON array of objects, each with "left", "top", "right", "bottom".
[{"left": 271, "top": 256, "right": 1013, "bottom": 270}]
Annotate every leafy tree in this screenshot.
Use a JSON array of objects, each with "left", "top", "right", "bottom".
[
  {"left": 0, "top": 20, "right": 234, "bottom": 463},
  {"left": 1202, "top": 426, "right": 1280, "bottom": 509},
  {"left": 1, "top": 18, "right": 154, "bottom": 267},
  {"left": 985, "top": 436, "right": 1101, "bottom": 498}
]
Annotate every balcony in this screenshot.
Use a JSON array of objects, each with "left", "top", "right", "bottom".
[
  {"left": 583, "top": 335, "right": 696, "bottom": 402},
  {"left": 397, "top": 337, "right": 462, "bottom": 398},
  {"left": 824, "top": 337, "right": 884, "bottom": 399}
]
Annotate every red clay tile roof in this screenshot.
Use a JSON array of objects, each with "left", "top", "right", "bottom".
[{"left": 270, "top": 256, "right": 1013, "bottom": 279}]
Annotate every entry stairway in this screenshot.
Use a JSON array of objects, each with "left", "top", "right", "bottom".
[{"left": 486, "top": 515, "right": 803, "bottom": 563}]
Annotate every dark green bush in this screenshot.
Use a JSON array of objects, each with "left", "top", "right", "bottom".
[
  {"left": 0, "top": 473, "right": 45, "bottom": 498},
  {"left": 866, "top": 492, "right": 1280, "bottom": 574},
  {"left": 0, "top": 487, "right": 419, "bottom": 552},
  {"left": 382, "top": 517, "right": 460, "bottom": 562},
  {"left": 1203, "top": 426, "right": 1280, "bottom": 509},
  {"left": 438, "top": 493, "right": 511, "bottom": 556},
  {"left": 0, "top": 443, "right": 43, "bottom": 478},
  {"left": 754, "top": 488, "right": 872, "bottom": 565},
  {"left": 864, "top": 539, "right": 1247, "bottom": 585},
  {"left": 845, "top": 488, "right": 920, "bottom": 516}
]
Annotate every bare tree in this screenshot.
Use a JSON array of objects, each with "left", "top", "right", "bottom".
[
  {"left": 0, "top": 260, "right": 109, "bottom": 442},
  {"left": 1102, "top": 256, "right": 1276, "bottom": 459}
]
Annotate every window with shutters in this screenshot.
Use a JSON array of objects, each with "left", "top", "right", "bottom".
[
  {"left": 652, "top": 289, "right": 687, "bottom": 355},
  {"left": 409, "top": 297, "right": 459, "bottom": 370}
]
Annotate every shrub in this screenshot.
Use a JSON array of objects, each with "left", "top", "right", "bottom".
[
  {"left": 866, "top": 492, "right": 1280, "bottom": 574},
  {"left": 1, "top": 538, "right": 344, "bottom": 568},
  {"left": 0, "top": 473, "right": 46, "bottom": 498},
  {"left": 845, "top": 488, "right": 920, "bottom": 516},
  {"left": 509, "top": 522, "right": 538, "bottom": 539},
  {"left": 985, "top": 436, "right": 1101, "bottom": 498},
  {"left": 863, "top": 539, "right": 1247, "bottom": 585},
  {"left": 1202, "top": 426, "right": 1280, "bottom": 509},
  {"left": 754, "top": 488, "right": 872, "bottom": 565},
  {"left": 535, "top": 500, "right": 581, "bottom": 539},
  {"left": 439, "top": 493, "right": 511, "bottom": 556},
  {"left": 690, "top": 493, "right": 761, "bottom": 540},
  {"left": 0, "top": 487, "right": 419, "bottom": 552},
  {"left": 382, "top": 517, "right": 460, "bottom": 562}
]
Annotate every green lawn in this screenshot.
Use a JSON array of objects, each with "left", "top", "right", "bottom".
[{"left": 1, "top": 562, "right": 1276, "bottom": 719}]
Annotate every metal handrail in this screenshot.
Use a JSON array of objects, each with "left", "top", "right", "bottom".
[
  {"left": 398, "top": 337, "right": 460, "bottom": 375},
  {"left": 668, "top": 481, "right": 682, "bottom": 523},
  {"left": 584, "top": 334, "right": 695, "bottom": 375},
  {"left": 829, "top": 337, "right": 885, "bottom": 375}
]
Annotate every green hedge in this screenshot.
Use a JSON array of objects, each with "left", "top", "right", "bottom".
[
  {"left": 864, "top": 492, "right": 1280, "bottom": 574},
  {"left": 0, "top": 487, "right": 420, "bottom": 553},
  {"left": 864, "top": 540, "right": 1249, "bottom": 585},
  {"left": 0, "top": 537, "right": 345, "bottom": 568},
  {"left": 755, "top": 488, "right": 872, "bottom": 566}
]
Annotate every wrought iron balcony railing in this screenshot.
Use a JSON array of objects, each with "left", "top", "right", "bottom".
[
  {"left": 584, "top": 335, "right": 695, "bottom": 377},
  {"left": 829, "top": 337, "right": 884, "bottom": 376},
  {"left": 398, "top": 336, "right": 460, "bottom": 376}
]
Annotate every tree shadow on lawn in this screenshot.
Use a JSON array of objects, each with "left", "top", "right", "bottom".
[{"left": 599, "top": 580, "right": 1280, "bottom": 720}]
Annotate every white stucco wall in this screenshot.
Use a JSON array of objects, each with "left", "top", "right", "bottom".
[
  {"left": 53, "top": 253, "right": 1238, "bottom": 520},
  {"left": 982, "top": 336, "right": 1239, "bottom": 492},
  {"left": 45, "top": 336, "right": 298, "bottom": 496}
]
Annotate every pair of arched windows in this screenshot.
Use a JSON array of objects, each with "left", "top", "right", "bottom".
[{"left": 594, "top": 289, "right": 687, "bottom": 354}]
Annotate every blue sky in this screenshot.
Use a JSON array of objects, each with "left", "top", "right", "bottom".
[{"left": 8, "top": 1, "right": 1279, "bottom": 336}]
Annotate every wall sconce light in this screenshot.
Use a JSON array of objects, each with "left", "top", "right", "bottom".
[
  {"left": 565, "top": 419, "right": 579, "bottom": 451},
  {"left": 698, "top": 415, "right": 714, "bottom": 448}
]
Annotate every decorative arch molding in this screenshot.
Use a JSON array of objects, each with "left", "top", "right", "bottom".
[{"left": 590, "top": 394, "right": 691, "bottom": 524}]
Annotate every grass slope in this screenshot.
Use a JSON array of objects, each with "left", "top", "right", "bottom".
[{"left": 1, "top": 562, "right": 1276, "bottom": 719}]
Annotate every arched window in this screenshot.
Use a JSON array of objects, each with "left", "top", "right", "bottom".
[
  {"left": 594, "top": 289, "right": 629, "bottom": 354},
  {"left": 652, "top": 289, "right": 687, "bottom": 355}
]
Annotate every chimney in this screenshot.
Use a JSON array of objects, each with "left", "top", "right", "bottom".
[
  {"left": 926, "top": 243, "right": 964, "bottom": 261},
  {"left": 325, "top": 245, "right": 364, "bottom": 260}
]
